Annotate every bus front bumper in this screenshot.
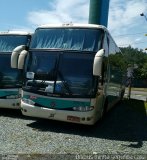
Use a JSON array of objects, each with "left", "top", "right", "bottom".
[
  {"left": 0, "top": 98, "right": 21, "bottom": 109},
  {"left": 21, "top": 101, "right": 97, "bottom": 125}
]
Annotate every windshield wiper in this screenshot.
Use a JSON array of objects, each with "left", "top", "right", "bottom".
[{"left": 58, "top": 71, "right": 72, "bottom": 95}]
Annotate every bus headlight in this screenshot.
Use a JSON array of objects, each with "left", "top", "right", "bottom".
[
  {"left": 73, "top": 106, "right": 94, "bottom": 112},
  {"left": 22, "top": 98, "right": 35, "bottom": 105}
]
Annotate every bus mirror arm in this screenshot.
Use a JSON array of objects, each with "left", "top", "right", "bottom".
[
  {"left": 18, "top": 50, "right": 28, "bottom": 69},
  {"left": 93, "top": 49, "right": 105, "bottom": 76},
  {"left": 11, "top": 45, "right": 26, "bottom": 68}
]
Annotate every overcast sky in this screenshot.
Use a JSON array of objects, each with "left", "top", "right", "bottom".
[{"left": 0, "top": 0, "right": 147, "bottom": 51}]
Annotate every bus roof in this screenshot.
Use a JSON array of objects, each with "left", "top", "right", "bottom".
[
  {"left": 37, "top": 23, "right": 108, "bottom": 32},
  {"left": 0, "top": 31, "right": 32, "bottom": 36},
  {"left": 35, "top": 23, "right": 119, "bottom": 50}
]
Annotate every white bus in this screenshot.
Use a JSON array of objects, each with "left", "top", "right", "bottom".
[
  {"left": 0, "top": 31, "right": 31, "bottom": 109},
  {"left": 11, "top": 24, "right": 125, "bottom": 124}
]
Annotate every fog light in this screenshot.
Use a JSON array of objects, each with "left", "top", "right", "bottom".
[
  {"left": 24, "top": 109, "right": 27, "bottom": 112},
  {"left": 22, "top": 98, "right": 35, "bottom": 105},
  {"left": 81, "top": 117, "right": 85, "bottom": 121},
  {"left": 87, "top": 117, "right": 92, "bottom": 121}
]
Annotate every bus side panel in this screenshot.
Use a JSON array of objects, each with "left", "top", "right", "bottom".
[
  {"left": 101, "top": 32, "right": 124, "bottom": 112},
  {"left": 106, "top": 33, "right": 124, "bottom": 110},
  {"left": 91, "top": 91, "right": 105, "bottom": 122}
]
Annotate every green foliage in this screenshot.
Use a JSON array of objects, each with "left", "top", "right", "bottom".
[
  {"left": 109, "top": 53, "right": 126, "bottom": 72},
  {"left": 120, "top": 46, "right": 147, "bottom": 80}
]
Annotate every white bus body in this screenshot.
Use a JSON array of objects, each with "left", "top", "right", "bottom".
[
  {"left": 0, "top": 31, "right": 31, "bottom": 109},
  {"left": 12, "top": 24, "right": 125, "bottom": 124}
]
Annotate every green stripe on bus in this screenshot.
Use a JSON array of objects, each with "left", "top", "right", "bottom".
[
  {"left": 0, "top": 90, "right": 18, "bottom": 97},
  {"left": 23, "top": 95, "right": 90, "bottom": 109}
]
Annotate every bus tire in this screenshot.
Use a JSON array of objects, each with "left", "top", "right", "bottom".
[{"left": 101, "top": 98, "right": 108, "bottom": 120}]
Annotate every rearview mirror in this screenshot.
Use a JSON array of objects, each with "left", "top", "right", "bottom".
[
  {"left": 11, "top": 45, "right": 26, "bottom": 68},
  {"left": 18, "top": 50, "right": 28, "bottom": 69},
  {"left": 93, "top": 49, "right": 104, "bottom": 76}
]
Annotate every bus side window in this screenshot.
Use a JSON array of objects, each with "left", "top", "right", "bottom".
[
  {"left": 101, "top": 33, "right": 109, "bottom": 85},
  {"left": 103, "top": 33, "right": 109, "bottom": 57}
]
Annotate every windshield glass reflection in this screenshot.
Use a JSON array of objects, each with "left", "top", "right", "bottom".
[{"left": 26, "top": 51, "right": 97, "bottom": 97}]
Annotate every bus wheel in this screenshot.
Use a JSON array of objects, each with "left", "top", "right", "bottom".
[{"left": 101, "top": 98, "right": 108, "bottom": 119}]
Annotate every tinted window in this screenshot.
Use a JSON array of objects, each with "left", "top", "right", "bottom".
[
  {"left": 0, "top": 35, "right": 30, "bottom": 52},
  {"left": 30, "top": 28, "right": 103, "bottom": 52}
]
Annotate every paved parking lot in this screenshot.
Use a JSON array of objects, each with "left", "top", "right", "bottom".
[
  {"left": 125, "top": 88, "right": 147, "bottom": 101},
  {"left": 0, "top": 99, "right": 147, "bottom": 159}
]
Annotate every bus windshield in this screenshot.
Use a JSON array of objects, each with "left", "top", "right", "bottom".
[
  {"left": 0, "top": 34, "right": 31, "bottom": 87},
  {"left": 26, "top": 51, "right": 97, "bottom": 97},
  {"left": 0, "top": 35, "right": 30, "bottom": 52},
  {"left": 30, "top": 28, "right": 103, "bottom": 52},
  {"left": 0, "top": 54, "right": 21, "bottom": 87},
  {"left": 56, "top": 53, "right": 96, "bottom": 96}
]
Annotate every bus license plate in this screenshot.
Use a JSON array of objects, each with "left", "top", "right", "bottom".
[{"left": 67, "top": 116, "right": 80, "bottom": 122}]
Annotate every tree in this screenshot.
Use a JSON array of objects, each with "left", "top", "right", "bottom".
[{"left": 120, "top": 46, "right": 147, "bottom": 80}]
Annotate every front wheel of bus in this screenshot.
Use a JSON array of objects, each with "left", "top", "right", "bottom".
[{"left": 100, "top": 98, "right": 108, "bottom": 120}]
